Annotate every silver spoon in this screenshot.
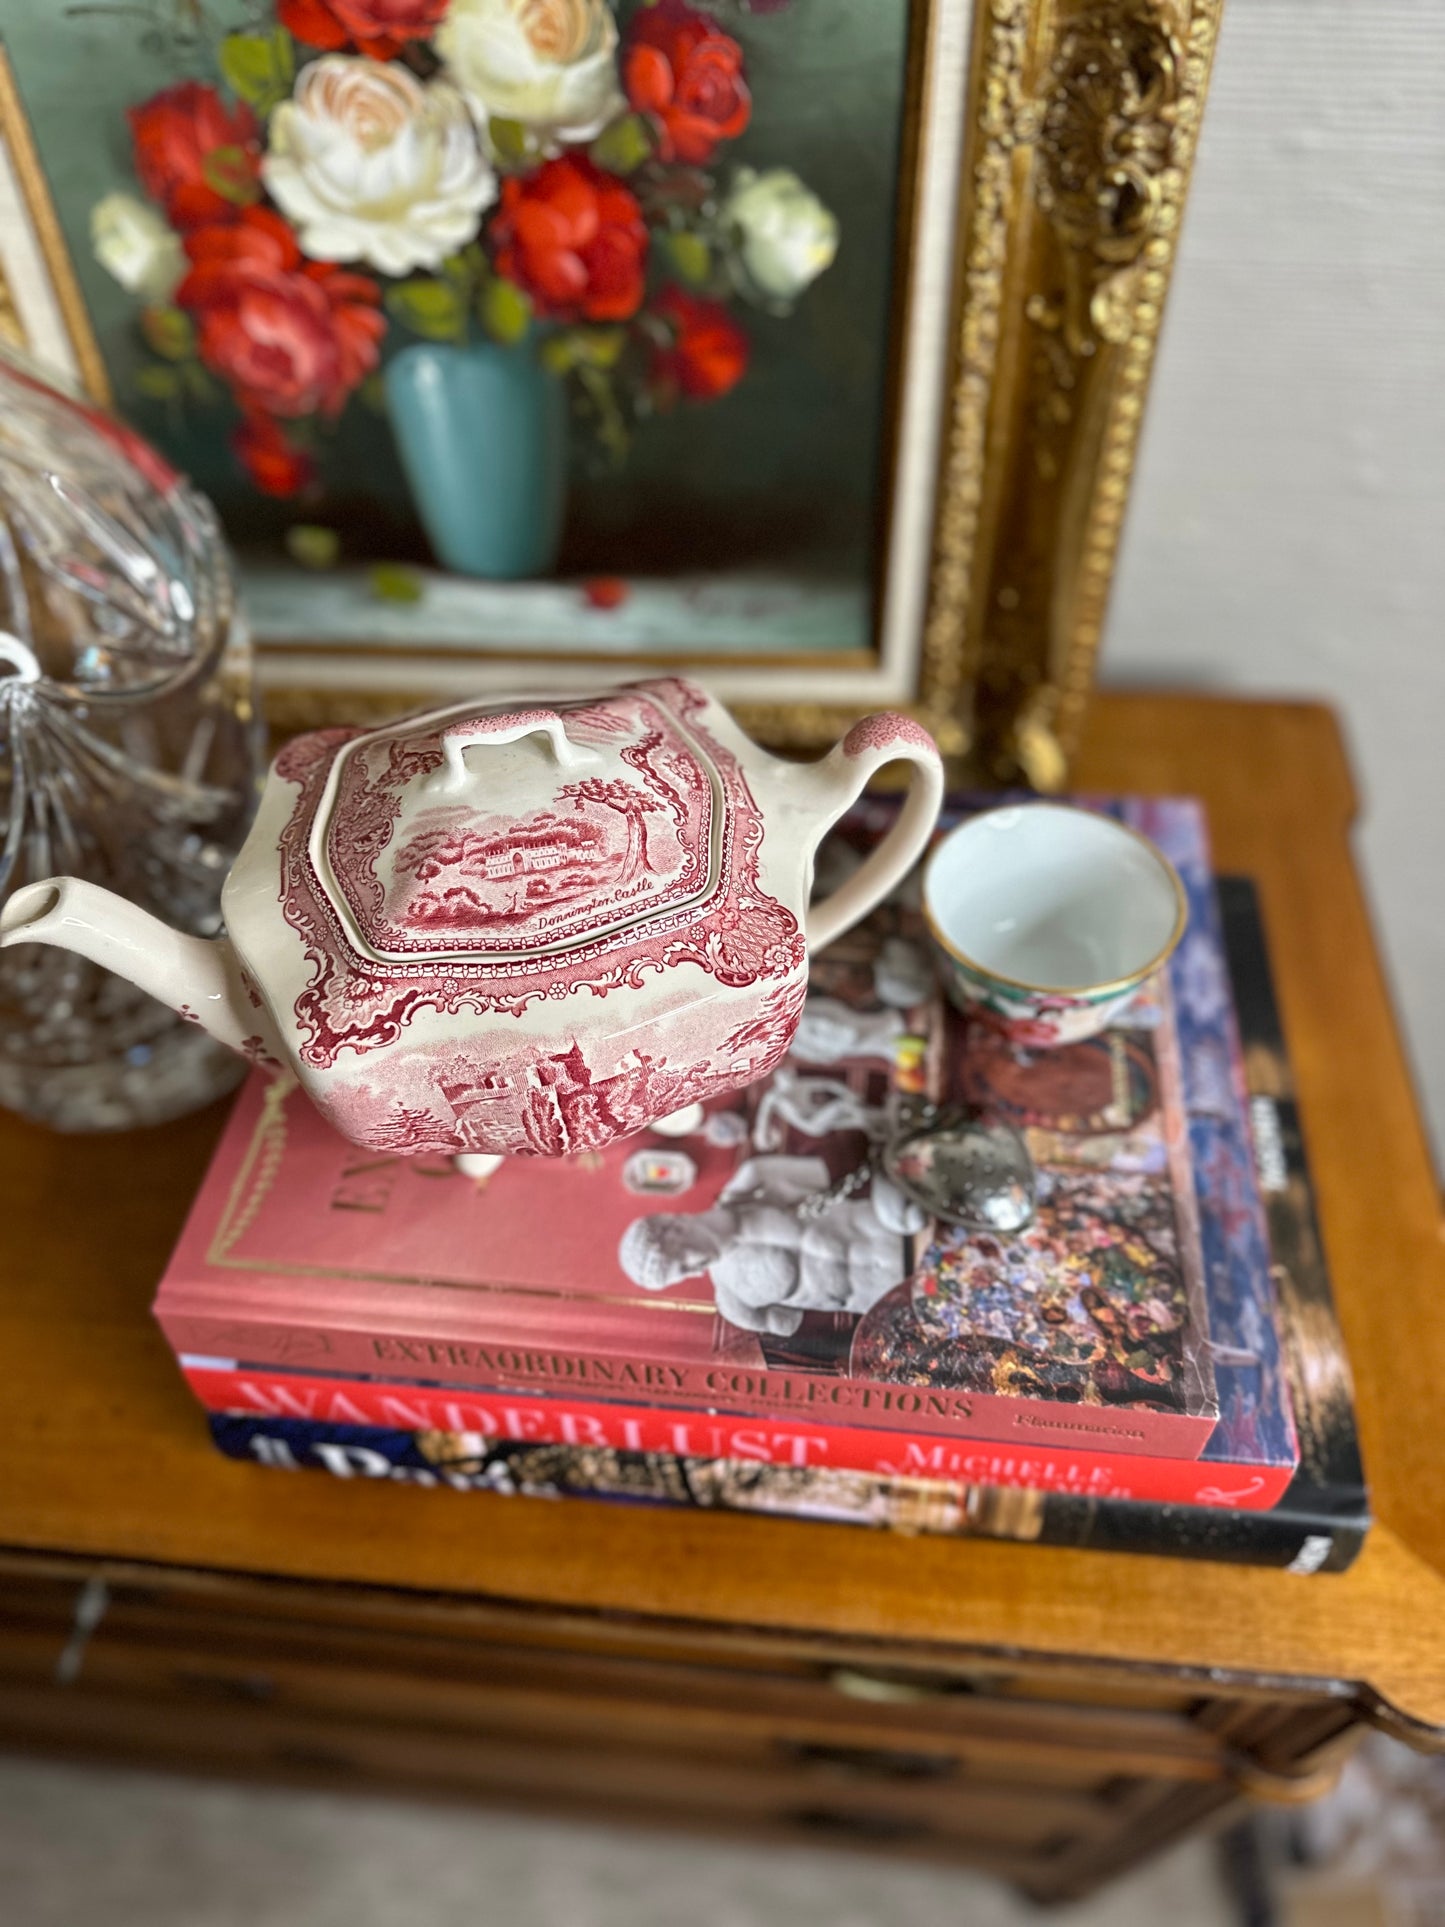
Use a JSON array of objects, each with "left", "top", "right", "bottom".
[{"left": 881, "top": 1100, "right": 1036, "bottom": 1233}]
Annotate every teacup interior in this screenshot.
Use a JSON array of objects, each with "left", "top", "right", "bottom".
[{"left": 924, "top": 805, "right": 1182, "bottom": 992}]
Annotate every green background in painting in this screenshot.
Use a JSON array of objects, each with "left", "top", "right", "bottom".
[{"left": 1, "top": 1, "right": 910, "bottom": 586}]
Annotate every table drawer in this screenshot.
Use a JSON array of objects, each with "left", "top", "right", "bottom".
[
  {"left": 0, "top": 1592, "right": 1264, "bottom": 1790},
  {"left": 0, "top": 1561, "right": 1365, "bottom": 1899}
]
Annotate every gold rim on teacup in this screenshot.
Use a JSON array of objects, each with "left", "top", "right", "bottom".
[{"left": 921, "top": 802, "right": 1188, "bottom": 1001}]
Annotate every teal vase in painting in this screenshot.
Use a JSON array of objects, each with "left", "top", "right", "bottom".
[{"left": 384, "top": 341, "right": 567, "bottom": 580}]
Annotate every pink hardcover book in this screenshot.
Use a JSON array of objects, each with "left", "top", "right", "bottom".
[{"left": 155, "top": 798, "right": 1236, "bottom": 1462}]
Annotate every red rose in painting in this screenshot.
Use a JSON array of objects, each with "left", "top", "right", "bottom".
[
  {"left": 623, "top": 0, "right": 750, "bottom": 165},
  {"left": 127, "top": 82, "right": 261, "bottom": 231},
  {"left": 650, "top": 287, "right": 748, "bottom": 402},
  {"left": 491, "top": 157, "right": 647, "bottom": 323},
  {"left": 278, "top": 0, "right": 451, "bottom": 60},
  {"left": 178, "top": 206, "right": 386, "bottom": 418},
  {"left": 232, "top": 414, "right": 317, "bottom": 497}
]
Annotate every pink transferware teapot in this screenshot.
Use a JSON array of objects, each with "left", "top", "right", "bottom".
[{"left": 0, "top": 678, "right": 942, "bottom": 1167}]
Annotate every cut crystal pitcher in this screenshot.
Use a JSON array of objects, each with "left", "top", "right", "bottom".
[{"left": 0, "top": 350, "right": 264, "bottom": 1129}]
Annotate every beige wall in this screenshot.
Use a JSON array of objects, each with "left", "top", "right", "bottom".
[{"left": 1103, "top": 0, "right": 1445, "bottom": 1159}]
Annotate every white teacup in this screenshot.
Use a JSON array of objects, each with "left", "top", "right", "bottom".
[{"left": 922, "top": 802, "right": 1186, "bottom": 1048}]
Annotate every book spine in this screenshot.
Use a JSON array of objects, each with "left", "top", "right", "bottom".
[
  {"left": 184, "top": 1361, "right": 1290, "bottom": 1508},
  {"left": 209, "top": 1415, "right": 1355, "bottom": 1571},
  {"left": 1036, "top": 1493, "right": 1364, "bottom": 1574},
  {"left": 1214, "top": 876, "right": 1369, "bottom": 1543},
  {"left": 156, "top": 1307, "right": 1213, "bottom": 1458}
]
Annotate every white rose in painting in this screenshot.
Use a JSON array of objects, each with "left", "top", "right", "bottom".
[
  {"left": 437, "top": 0, "right": 623, "bottom": 147},
  {"left": 724, "top": 168, "right": 839, "bottom": 304},
  {"left": 262, "top": 58, "right": 497, "bottom": 277},
  {"left": 90, "top": 193, "right": 185, "bottom": 302}
]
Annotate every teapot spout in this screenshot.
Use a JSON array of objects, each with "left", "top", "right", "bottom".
[{"left": 0, "top": 876, "right": 278, "bottom": 1061}]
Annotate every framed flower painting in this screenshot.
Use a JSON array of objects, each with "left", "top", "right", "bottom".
[{"left": 0, "top": 0, "right": 1220, "bottom": 778}]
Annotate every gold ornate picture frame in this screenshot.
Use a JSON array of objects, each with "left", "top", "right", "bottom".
[
  {"left": 947, "top": 0, "right": 1220, "bottom": 786},
  {"left": 0, "top": 45, "right": 110, "bottom": 408}
]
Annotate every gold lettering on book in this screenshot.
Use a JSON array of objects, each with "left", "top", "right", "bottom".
[
  {"left": 331, "top": 1153, "right": 399, "bottom": 1214},
  {"left": 329, "top": 1149, "right": 461, "bottom": 1210},
  {"left": 362, "top": 1339, "right": 996, "bottom": 1428},
  {"left": 1013, "top": 1411, "right": 1147, "bottom": 1442}
]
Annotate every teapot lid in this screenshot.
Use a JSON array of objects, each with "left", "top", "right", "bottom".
[
  {"left": 266, "top": 679, "right": 805, "bottom": 1069},
  {"left": 311, "top": 687, "right": 719, "bottom": 964}
]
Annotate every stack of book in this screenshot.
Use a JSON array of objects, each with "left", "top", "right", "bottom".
[{"left": 156, "top": 796, "right": 1370, "bottom": 1571}]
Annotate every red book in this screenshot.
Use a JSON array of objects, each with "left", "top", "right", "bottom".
[
  {"left": 156, "top": 797, "right": 1291, "bottom": 1488},
  {"left": 179, "top": 1360, "right": 1295, "bottom": 1507},
  {"left": 156, "top": 1007, "right": 1214, "bottom": 1459}
]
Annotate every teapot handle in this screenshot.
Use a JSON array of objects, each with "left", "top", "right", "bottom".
[
  {"left": 805, "top": 714, "right": 945, "bottom": 954},
  {"left": 428, "top": 709, "right": 591, "bottom": 793}
]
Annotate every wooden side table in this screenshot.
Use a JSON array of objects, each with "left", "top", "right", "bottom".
[{"left": 1, "top": 695, "right": 1442, "bottom": 1903}]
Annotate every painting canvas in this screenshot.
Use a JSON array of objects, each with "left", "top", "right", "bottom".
[{"left": 0, "top": 0, "right": 953, "bottom": 687}]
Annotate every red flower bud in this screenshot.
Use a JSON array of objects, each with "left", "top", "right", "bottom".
[
  {"left": 623, "top": 0, "right": 750, "bottom": 165},
  {"left": 278, "top": 0, "right": 452, "bottom": 61},
  {"left": 650, "top": 286, "right": 749, "bottom": 402},
  {"left": 583, "top": 576, "right": 630, "bottom": 610},
  {"left": 232, "top": 413, "right": 317, "bottom": 497},
  {"left": 127, "top": 81, "right": 261, "bottom": 232}
]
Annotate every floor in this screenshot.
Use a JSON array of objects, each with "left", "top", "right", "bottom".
[{"left": 0, "top": 1752, "right": 1236, "bottom": 1927}]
